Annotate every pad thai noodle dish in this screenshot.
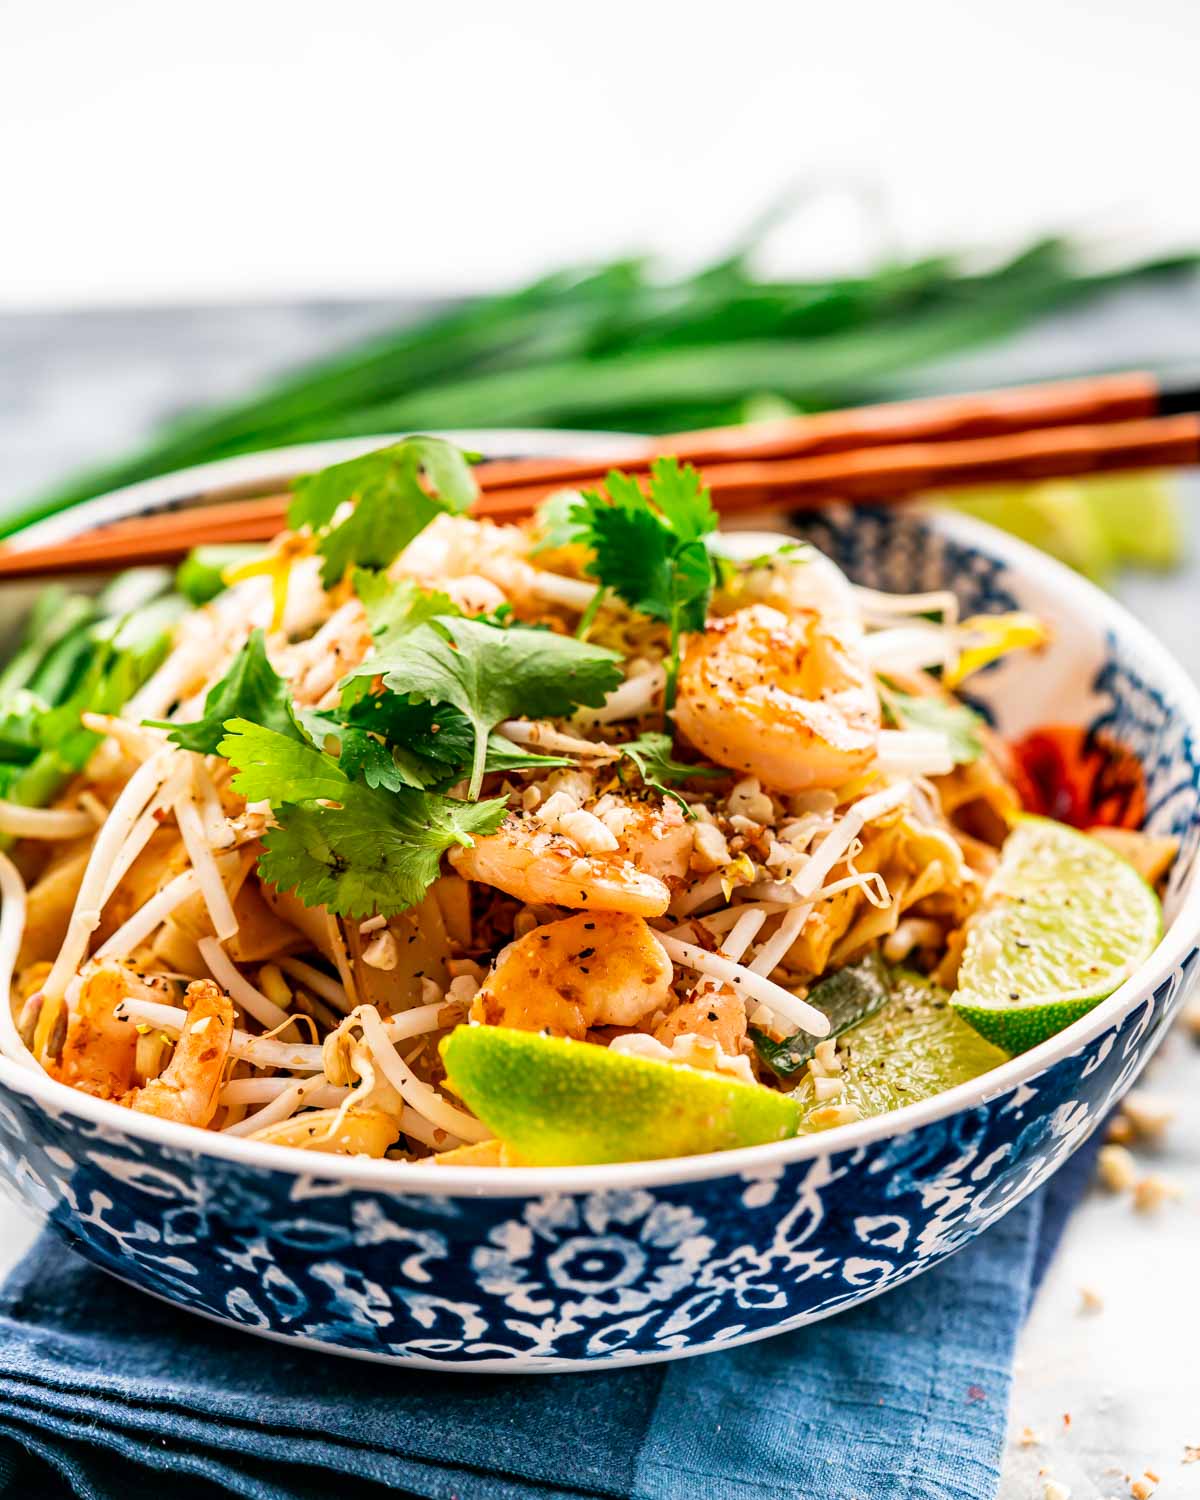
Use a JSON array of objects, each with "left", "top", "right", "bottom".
[{"left": 0, "top": 439, "right": 1176, "bottom": 1167}]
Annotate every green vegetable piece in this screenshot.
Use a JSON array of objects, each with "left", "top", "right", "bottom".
[
  {"left": 176, "top": 545, "right": 263, "bottom": 605},
  {"left": 752, "top": 953, "right": 893, "bottom": 1077},
  {"left": 218, "top": 718, "right": 506, "bottom": 917},
  {"left": 289, "top": 437, "right": 476, "bottom": 586}
]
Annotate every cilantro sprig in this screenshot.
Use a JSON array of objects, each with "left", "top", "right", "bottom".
[
  {"left": 567, "top": 458, "right": 718, "bottom": 708},
  {"left": 218, "top": 718, "right": 505, "bottom": 917},
  {"left": 616, "top": 731, "right": 725, "bottom": 813},
  {"left": 149, "top": 630, "right": 297, "bottom": 755},
  {"left": 289, "top": 437, "right": 476, "bottom": 587},
  {"left": 341, "top": 615, "right": 622, "bottom": 800}
]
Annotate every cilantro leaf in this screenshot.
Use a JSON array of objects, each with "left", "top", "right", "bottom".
[
  {"left": 353, "top": 569, "right": 461, "bottom": 641},
  {"left": 342, "top": 616, "right": 621, "bottom": 800},
  {"left": 643, "top": 455, "right": 718, "bottom": 541},
  {"left": 289, "top": 437, "right": 476, "bottom": 587},
  {"left": 879, "top": 685, "right": 985, "bottom": 765},
  {"left": 218, "top": 719, "right": 506, "bottom": 916},
  {"left": 617, "top": 731, "right": 725, "bottom": 812},
  {"left": 334, "top": 691, "right": 571, "bottom": 785},
  {"left": 529, "top": 490, "right": 584, "bottom": 555},
  {"left": 569, "top": 458, "right": 717, "bottom": 708},
  {"left": 150, "top": 630, "right": 300, "bottom": 755}
]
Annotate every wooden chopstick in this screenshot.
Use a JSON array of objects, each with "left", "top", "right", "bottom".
[
  {"left": 474, "top": 370, "right": 1165, "bottom": 495},
  {"left": 1, "top": 377, "right": 1197, "bottom": 582}
]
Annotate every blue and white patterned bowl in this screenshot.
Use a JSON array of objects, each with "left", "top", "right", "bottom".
[{"left": 1, "top": 433, "right": 1198, "bottom": 1373}]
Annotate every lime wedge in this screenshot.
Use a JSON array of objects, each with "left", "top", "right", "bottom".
[
  {"left": 440, "top": 1025, "right": 799, "bottom": 1165},
  {"left": 933, "top": 481, "right": 1115, "bottom": 581},
  {"left": 1081, "top": 471, "right": 1184, "bottom": 571},
  {"left": 794, "top": 971, "right": 1007, "bottom": 1130},
  {"left": 952, "top": 815, "right": 1162, "bottom": 1051}
]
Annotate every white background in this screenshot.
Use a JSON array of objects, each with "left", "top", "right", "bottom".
[{"left": 2, "top": 0, "right": 1200, "bottom": 306}]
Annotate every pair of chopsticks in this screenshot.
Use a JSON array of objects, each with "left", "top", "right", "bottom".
[{"left": 3, "top": 370, "right": 1198, "bottom": 581}]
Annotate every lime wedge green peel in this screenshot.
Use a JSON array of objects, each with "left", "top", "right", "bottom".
[
  {"left": 952, "top": 815, "right": 1162, "bottom": 1052},
  {"left": 440, "top": 1026, "right": 799, "bottom": 1166}
]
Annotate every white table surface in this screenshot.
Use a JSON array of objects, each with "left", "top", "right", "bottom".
[{"left": 1, "top": 289, "right": 1198, "bottom": 1499}]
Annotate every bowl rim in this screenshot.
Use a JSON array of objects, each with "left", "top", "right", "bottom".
[{"left": 2, "top": 431, "right": 1198, "bottom": 1199}]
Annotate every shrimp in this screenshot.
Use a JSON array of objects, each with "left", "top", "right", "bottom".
[
  {"left": 674, "top": 603, "right": 880, "bottom": 792},
  {"left": 652, "top": 988, "right": 747, "bottom": 1057},
  {"left": 49, "top": 967, "right": 138, "bottom": 1099},
  {"left": 449, "top": 814, "right": 671, "bottom": 916},
  {"left": 124, "top": 980, "right": 233, "bottom": 1127},
  {"left": 471, "top": 911, "right": 674, "bottom": 1038}
]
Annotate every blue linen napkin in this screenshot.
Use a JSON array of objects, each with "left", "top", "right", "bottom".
[{"left": 0, "top": 1136, "right": 1100, "bottom": 1500}]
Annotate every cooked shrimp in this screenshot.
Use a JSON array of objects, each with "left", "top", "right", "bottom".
[
  {"left": 125, "top": 980, "right": 233, "bottom": 1127},
  {"left": 471, "top": 911, "right": 673, "bottom": 1038},
  {"left": 652, "top": 988, "right": 747, "bottom": 1057},
  {"left": 50, "top": 967, "right": 138, "bottom": 1099},
  {"left": 450, "top": 814, "right": 671, "bottom": 916},
  {"left": 674, "top": 603, "right": 880, "bottom": 792}
]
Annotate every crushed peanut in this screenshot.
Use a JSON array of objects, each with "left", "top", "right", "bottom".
[
  {"left": 1130, "top": 1477, "right": 1156, "bottom": 1499},
  {"left": 1078, "top": 1285, "right": 1103, "bottom": 1314},
  {"left": 808, "top": 1102, "right": 862, "bottom": 1129},
  {"left": 1043, "top": 1480, "right": 1070, "bottom": 1500},
  {"left": 1018, "top": 1426, "right": 1040, "bottom": 1447},
  {"left": 1096, "top": 1144, "right": 1137, "bottom": 1192},
  {"left": 1132, "top": 1174, "right": 1183, "bottom": 1214},
  {"left": 1119, "top": 1092, "right": 1175, "bottom": 1143},
  {"left": 361, "top": 930, "right": 399, "bottom": 971}
]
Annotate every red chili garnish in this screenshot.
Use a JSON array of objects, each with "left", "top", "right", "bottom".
[{"left": 1010, "top": 725, "right": 1146, "bottom": 830}]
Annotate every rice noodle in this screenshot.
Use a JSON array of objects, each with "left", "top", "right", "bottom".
[
  {"left": 197, "top": 937, "right": 290, "bottom": 1032},
  {"left": 174, "top": 770, "right": 238, "bottom": 942},
  {"left": 0, "top": 802, "right": 98, "bottom": 841},
  {"left": 0, "top": 853, "right": 36, "bottom": 1071},
  {"left": 657, "top": 934, "right": 829, "bottom": 1037},
  {"left": 357, "top": 1005, "right": 490, "bottom": 1142},
  {"left": 277, "top": 957, "right": 351, "bottom": 1014},
  {"left": 43, "top": 749, "right": 177, "bottom": 1001}
]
